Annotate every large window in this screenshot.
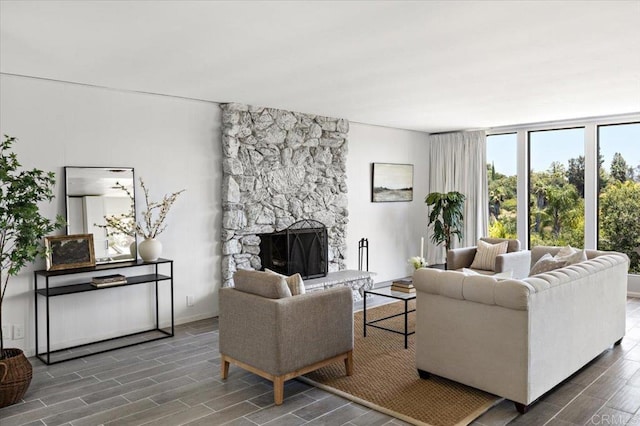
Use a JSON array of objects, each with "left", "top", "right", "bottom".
[
  {"left": 529, "top": 128, "right": 585, "bottom": 248},
  {"left": 598, "top": 122, "right": 640, "bottom": 273},
  {"left": 486, "top": 133, "right": 517, "bottom": 239}
]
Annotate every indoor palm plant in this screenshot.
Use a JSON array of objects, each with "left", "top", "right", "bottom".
[
  {"left": 0, "top": 135, "right": 64, "bottom": 407},
  {"left": 425, "top": 191, "right": 466, "bottom": 258}
]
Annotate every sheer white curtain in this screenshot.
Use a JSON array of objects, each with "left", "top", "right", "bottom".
[{"left": 425, "top": 130, "right": 488, "bottom": 265}]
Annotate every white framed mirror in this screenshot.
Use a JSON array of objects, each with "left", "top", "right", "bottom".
[{"left": 65, "top": 167, "right": 136, "bottom": 264}]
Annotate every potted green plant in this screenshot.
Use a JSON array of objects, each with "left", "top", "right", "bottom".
[
  {"left": 0, "top": 135, "right": 64, "bottom": 408},
  {"left": 425, "top": 191, "right": 466, "bottom": 259}
]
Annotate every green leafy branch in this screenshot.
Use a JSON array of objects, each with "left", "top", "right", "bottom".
[{"left": 1, "top": 135, "right": 65, "bottom": 356}]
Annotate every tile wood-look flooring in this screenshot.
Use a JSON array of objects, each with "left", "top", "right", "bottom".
[{"left": 1, "top": 297, "right": 639, "bottom": 426}]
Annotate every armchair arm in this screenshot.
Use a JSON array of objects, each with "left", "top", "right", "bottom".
[
  {"left": 219, "top": 288, "right": 280, "bottom": 373},
  {"left": 447, "top": 246, "right": 478, "bottom": 270},
  {"left": 277, "top": 287, "right": 353, "bottom": 374},
  {"left": 219, "top": 286, "right": 353, "bottom": 376},
  {"left": 495, "top": 250, "right": 532, "bottom": 279}
]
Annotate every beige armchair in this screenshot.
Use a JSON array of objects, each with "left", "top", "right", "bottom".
[
  {"left": 447, "top": 237, "right": 531, "bottom": 279},
  {"left": 219, "top": 269, "right": 353, "bottom": 405}
]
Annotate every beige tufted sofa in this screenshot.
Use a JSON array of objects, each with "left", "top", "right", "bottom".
[{"left": 413, "top": 247, "right": 629, "bottom": 413}]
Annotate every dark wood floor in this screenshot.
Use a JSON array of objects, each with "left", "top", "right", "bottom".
[{"left": 1, "top": 297, "right": 639, "bottom": 426}]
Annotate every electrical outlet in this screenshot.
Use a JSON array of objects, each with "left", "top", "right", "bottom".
[
  {"left": 13, "top": 324, "right": 25, "bottom": 340},
  {"left": 186, "top": 295, "right": 195, "bottom": 307},
  {"left": 1, "top": 325, "right": 10, "bottom": 340}
]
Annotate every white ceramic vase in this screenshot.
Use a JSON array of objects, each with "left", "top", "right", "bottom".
[{"left": 138, "top": 238, "right": 162, "bottom": 262}]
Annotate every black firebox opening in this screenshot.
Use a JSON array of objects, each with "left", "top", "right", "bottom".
[{"left": 258, "top": 219, "right": 328, "bottom": 279}]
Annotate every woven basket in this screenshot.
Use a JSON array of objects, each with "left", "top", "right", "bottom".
[{"left": 0, "top": 348, "right": 33, "bottom": 408}]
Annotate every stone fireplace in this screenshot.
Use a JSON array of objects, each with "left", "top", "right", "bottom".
[{"left": 220, "top": 103, "right": 349, "bottom": 287}]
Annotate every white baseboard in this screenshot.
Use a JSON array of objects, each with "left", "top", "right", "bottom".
[
  {"left": 170, "top": 313, "right": 216, "bottom": 327},
  {"left": 628, "top": 291, "right": 640, "bottom": 298}
]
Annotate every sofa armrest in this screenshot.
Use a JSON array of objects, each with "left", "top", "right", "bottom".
[
  {"left": 276, "top": 287, "right": 353, "bottom": 374},
  {"left": 219, "top": 286, "right": 353, "bottom": 376},
  {"left": 496, "top": 250, "right": 532, "bottom": 279},
  {"left": 447, "top": 246, "right": 477, "bottom": 270}
]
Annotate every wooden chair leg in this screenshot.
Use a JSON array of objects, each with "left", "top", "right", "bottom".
[
  {"left": 221, "top": 356, "right": 230, "bottom": 380},
  {"left": 345, "top": 350, "right": 353, "bottom": 376},
  {"left": 273, "top": 376, "right": 285, "bottom": 405}
]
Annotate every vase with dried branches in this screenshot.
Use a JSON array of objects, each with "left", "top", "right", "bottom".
[
  {"left": 97, "top": 178, "right": 184, "bottom": 262},
  {"left": 135, "top": 179, "right": 185, "bottom": 262}
]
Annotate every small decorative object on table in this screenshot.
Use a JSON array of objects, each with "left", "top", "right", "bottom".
[
  {"left": 391, "top": 278, "right": 416, "bottom": 293},
  {"left": 44, "top": 234, "right": 96, "bottom": 271},
  {"left": 103, "top": 178, "right": 185, "bottom": 262},
  {"left": 91, "top": 274, "right": 128, "bottom": 287},
  {"left": 135, "top": 178, "right": 185, "bottom": 262},
  {"left": 408, "top": 256, "right": 428, "bottom": 270}
]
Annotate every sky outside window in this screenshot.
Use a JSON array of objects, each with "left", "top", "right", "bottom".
[
  {"left": 598, "top": 123, "right": 640, "bottom": 174},
  {"left": 489, "top": 126, "right": 640, "bottom": 176}
]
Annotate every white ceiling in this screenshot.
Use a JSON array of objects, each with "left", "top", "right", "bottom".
[{"left": 1, "top": 0, "right": 639, "bottom": 133}]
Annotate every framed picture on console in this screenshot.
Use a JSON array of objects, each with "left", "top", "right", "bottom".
[
  {"left": 45, "top": 234, "right": 96, "bottom": 271},
  {"left": 371, "top": 163, "right": 414, "bottom": 202}
]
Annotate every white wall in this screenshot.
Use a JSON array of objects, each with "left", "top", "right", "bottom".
[
  {"left": 0, "top": 74, "right": 222, "bottom": 355},
  {"left": 0, "top": 74, "right": 434, "bottom": 355},
  {"left": 346, "top": 123, "right": 430, "bottom": 283}
]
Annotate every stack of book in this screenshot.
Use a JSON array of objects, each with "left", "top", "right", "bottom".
[
  {"left": 390, "top": 278, "right": 415, "bottom": 293},
  {"left": 92, "top": 274, "right": 128, "bottom": 288}
]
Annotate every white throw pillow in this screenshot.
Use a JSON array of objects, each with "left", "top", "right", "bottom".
[
  {"left": 530, "top": 253, "right": 567, "bottom": 276},
  {"left": 555, "top": 245, "right": 575, "bottom": 259},
  {"left": 554, "top": 245, "right": 587, "bottom": 265},
  {"left": 264, "top": 269, "right": 306, "bottom": 296},
  {"left": 469, "top": 240, "right": 509, "bottom": 271},
  {"left": 493, "top": 270, "right": 514, "bottom": 279}
]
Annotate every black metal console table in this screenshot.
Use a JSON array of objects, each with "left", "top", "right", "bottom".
[{"left": 34, "top": 258, "right": 174, "bottom": 365}]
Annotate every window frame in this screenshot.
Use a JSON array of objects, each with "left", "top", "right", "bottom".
[{"left": 487, "top": 113, "right": 640, "bottom": 279}]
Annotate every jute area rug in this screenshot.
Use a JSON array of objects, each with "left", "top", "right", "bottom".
[{"left": 301, "top": 300, "right": 501, "bottom": 426}]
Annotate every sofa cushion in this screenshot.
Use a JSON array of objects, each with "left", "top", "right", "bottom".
[
  {"left": 265, "top": 269, "right": 306, "bottom": 296},
  {"left": 554, "top": 245, "right": 587, "bottom": 265},
  {"left": 531, "top": 246, "right": 606, "bottom": 265},
  {"left": 480, "top": 237, "right": 520, "bottom": 253},
  {"left": 233, "top": 269, "right": 292, "bottom": 299},
  {"left": 530, "top": 253, "right": 567, "bottom": 276},
  {"left": 470, "top": 239, "right": 509, "bottom": 271}
]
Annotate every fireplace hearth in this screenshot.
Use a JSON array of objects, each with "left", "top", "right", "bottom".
[{"left": 258, "top": 219, "right": 328, "bottom": 279}]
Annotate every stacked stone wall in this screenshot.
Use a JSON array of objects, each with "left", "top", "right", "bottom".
[{"left": 220, "top": 103, "right": 349, "bottom": 287}]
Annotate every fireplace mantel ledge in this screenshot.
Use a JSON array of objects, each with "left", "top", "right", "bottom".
[{"left": 303, "top": 270, "right": 376, "bottom": 302}]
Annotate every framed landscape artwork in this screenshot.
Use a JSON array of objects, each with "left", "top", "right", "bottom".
[
  {"left": 45, "top": 234, "right": 96, "bottom": 271},
  {"left": 371, "top": 163, "right": 414, "bottom": 202}
]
